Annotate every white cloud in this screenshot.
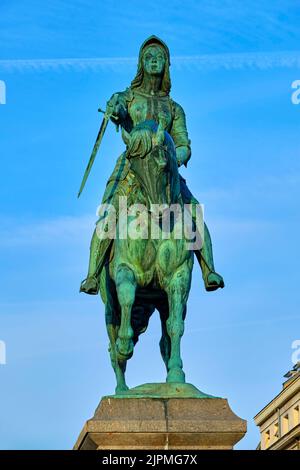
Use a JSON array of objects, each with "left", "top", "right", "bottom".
[
  {"left": 0, "top": 215, "right": 94, "bottom": 247},
  {"left": 1, "top": 50, "right": 300, "bottom": 73}
]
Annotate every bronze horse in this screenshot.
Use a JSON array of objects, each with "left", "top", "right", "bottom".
[{"left": 99, "top": 120, "right": 195, "bottom": 393}]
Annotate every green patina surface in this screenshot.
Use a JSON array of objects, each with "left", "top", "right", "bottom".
[
  {"left": 104, "top": 383, "right": 219, "bottom": 399},
  {"left": 79, "top": 36, "right": 225, "bottom": 396}
]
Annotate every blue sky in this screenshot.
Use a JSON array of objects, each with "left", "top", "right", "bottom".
[{"left": 0, "top": 0, "right": 300, "bottom": 450}]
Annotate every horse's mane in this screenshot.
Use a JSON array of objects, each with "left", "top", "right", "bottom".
[
  {"left": 127, "top": 126, "right": 153, "bottom": 159},
  {"left": 127, "top": 120, "right": 176, "bottom": 160}
]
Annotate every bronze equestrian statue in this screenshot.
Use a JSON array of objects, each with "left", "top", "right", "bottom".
[{"left": 79, "top": 36, "right": 224, "bottom": 393}]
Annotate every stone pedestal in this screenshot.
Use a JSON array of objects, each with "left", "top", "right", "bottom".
[{"left": 74, "top": 383, "right": 246, "bottom": 450}]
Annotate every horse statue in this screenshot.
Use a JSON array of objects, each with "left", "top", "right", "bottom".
[{"left": 98, "top": 120, "right": 196, "bottom": 393}]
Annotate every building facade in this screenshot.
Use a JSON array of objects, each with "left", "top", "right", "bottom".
[{"left": 254, "top": 362, "right": 300, "bottom": 450}]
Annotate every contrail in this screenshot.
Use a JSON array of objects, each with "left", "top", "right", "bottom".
[
  {"left": 1, "top": 50, "right": 300, "bottom": 73},
  {"left": 0, "top": 57, "right": 136, "bottom": 72}
]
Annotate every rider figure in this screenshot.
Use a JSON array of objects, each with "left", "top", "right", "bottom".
[{"left": 80, "top": 35, "right": 224, "bottom": 295}]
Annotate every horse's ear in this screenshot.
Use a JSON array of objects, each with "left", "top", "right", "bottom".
[{"left": 122, "top": 128, "right": 131, "bottom": 146}]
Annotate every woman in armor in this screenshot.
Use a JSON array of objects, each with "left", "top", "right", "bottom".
[{"left": 80, "top": 35, "right": 224, "bottom": 295}]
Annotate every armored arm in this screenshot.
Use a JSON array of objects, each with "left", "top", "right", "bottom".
[
  {"left": 170, "top": 101, "right": 191, "bottom": 167},
  {"left": 106, "top": 88, "right": 133, "bottom": 131}
]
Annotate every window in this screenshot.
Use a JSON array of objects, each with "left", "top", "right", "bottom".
[
  {"left": 273, "top": 422, "right": 279, "bottom": 439},
  {"left": 293, "top": 405, "right": 299, "bottom": 426},
  {"left": 264, "top": 430, "right": 271, "bottom": 448},
  {"left": 282, "top": 414, "right": 289, "bottom": 434}
]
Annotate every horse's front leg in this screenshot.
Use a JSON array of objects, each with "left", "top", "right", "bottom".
[
  {"left": 165, "top": 265, "right": 191, "bottom": 383},
  {"left": 115, "top": 264, "right": 136, "bottom": 361},
  {"left": 107, "top": 323, "right": 129, "bottom": 393}
]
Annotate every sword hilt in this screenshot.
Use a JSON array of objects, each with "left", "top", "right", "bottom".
[{"left": 98, "top": 107, "right": 119, "bottom": 132}]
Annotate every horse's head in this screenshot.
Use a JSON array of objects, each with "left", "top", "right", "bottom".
[{"left": 122, "top": 120, "right": 180, "bottom": 208}]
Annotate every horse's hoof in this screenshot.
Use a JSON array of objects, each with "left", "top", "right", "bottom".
[
  {"left": 167, "top": 368, "right": 186, "bottom": 383},
  {"left": 115, "top": 384, "right": 129, "bottom": 394},
  {"left": 116, "top": 338, "right": 134, "bottom": 360}
]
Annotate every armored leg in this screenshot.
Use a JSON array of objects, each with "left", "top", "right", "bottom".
[
  {"left": 80, "top": 228, "right": 112, "bottom": 295},
  {"left": 196, "top": 223, "right": 224, "bottom": 291},
  {"left": 80, "top": 166, "right": 128, "bottom": 295},
  {"left": 179, "top": 175, "right": 224, "bottom": 291}
]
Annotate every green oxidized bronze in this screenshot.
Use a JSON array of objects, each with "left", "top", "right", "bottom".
[{"left": 79, "top": 36, "right": 224, "bottom": 393}]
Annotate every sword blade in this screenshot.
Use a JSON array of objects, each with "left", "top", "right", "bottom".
[{"left": 77, "top": 115, "right": 109, "bottom": 198}]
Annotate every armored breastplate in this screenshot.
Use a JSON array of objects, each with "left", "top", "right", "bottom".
[{"left": 128, "top": 91, "right": 173, "bottom": 132}]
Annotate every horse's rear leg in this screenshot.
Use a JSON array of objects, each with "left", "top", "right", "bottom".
[
  {"left": 165, "top": 266, "right": 191, "bottom": 383},
  {"left": 115, "top": 264, "right": 136, "bottom": 361},
  {"left": 157, "top": 302, "right": 171, "bottom": 373}
]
